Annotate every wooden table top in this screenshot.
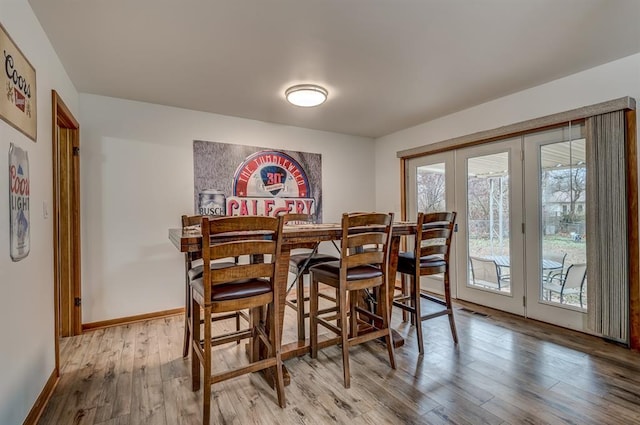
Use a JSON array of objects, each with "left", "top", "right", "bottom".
[{"left": 168, "top": 221, "right": 416, "bottom": 253}]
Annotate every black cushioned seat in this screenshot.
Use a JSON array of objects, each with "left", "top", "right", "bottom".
[
  {"left": 308, "top": 261, "right": 383, "bottom": 281},
  {"left": 397, "top": 253, "right": 446, "bottom": 271},
  {"left": 289, "top": 253, "right": 339, "bottom": 275},
  {"left": 190, "top": 278, "right": 272, "bottom": 302}
]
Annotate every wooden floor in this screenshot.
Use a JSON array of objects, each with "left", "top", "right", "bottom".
[{"left": 38, "top": 300, "right": 640, "bottom": 425}]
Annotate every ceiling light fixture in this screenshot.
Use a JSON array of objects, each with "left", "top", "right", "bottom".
[{"left": 285, "top": 84, "right": 328, "bottom": 107}]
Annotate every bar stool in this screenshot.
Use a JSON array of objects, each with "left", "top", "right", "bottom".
[
  {"left": 393, "top": 211, "right": 457, "bottom": 354},
  {"left": 309, "top": 212, "right": 396, "bottom": 388},
  {"left": 190, "top": 215, "right": 286, "bottom": 424},
  {"left": 181, "top": 215, "right": 242, "bottom": 358},
  {"left": 282, "top": 213, "right": 338, "bottom": 341}
]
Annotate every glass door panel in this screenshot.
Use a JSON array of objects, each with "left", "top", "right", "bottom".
[
  {"left": 525, "top": 124, "right": 588, "bottom": 331},
  {"left": 405, "top": 152, "right": 456, "bottom": 297},
  {"left": 466, "top": 152, "right": 511, "bottom": 294},
  {"left": 406, "top": 152, "right": 454, "bottom": 221},
  {"left": 456, "top": 138, "right": 525, "bottom": 315},
  {"left": 417, "top": 162, "right": 447, "bottom": 213}
]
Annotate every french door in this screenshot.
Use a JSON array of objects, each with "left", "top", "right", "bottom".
[
  {"left": 454, "top": 138, "right": 525, "bottom": 315},
  {"left": 523, "top": 124, "right": 588, "bottom": 330},
  {"left": 405, "top": 125, "right": 588, "bottom": 331}
]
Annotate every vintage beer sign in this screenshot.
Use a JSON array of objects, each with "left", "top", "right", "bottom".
[
  {"left": 9, "top": 143, "right": 30, "bottom": 261},
  {"left": 227, "top": 151, "right": 315, "bottom": 216},
  {"left": 193, "top": 141, "right": 322, "bottom": 221},
  {"left": 198, "top": 189, "right": 226, "bottom": 216},
  {"left": 1, "top": 23, "right": 36, "bottom": 141}
]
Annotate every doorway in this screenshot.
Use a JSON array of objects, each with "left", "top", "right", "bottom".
[
  {"left": 524, "top": 123, "right": 588, "bottom": 329},
  {"left": 454, "top": 137, "right": 526, "bottom": 315},
  {"left": 52, "top": 90, "right": 81, "bottom": 374},
  {"left": 405, "top": 126, "right": 589, "bottom": 332}
]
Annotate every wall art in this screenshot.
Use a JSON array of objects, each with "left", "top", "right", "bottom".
[
  {"left": 1, "top": 22, "right": 36, "bottom": 141},
  {"left": 193, "top": 140, "right": 323, "bottom": 221},
  {"left": 9, "top": 142, "right": 30, "bottom": 261}
]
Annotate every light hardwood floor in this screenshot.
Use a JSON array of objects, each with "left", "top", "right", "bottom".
[{"left": 38, "top": 300, "right": 640, "bottom": 425}]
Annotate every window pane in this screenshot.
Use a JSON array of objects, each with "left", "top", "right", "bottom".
[
  {"left": 467, "top": 152, "right": 511, "bottom": 294},
  {"left": 539, "top": 125, "right": 587, "bottom": 310},
  {"left": 416, "top": 162, "right": 445, "bottom": 213}
]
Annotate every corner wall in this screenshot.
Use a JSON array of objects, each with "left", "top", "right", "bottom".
[
  {"left": 0, "top": 0, "right": 79, "bottom": 423},
  {"left": 78, "top": 94, "right": 375, "bottom": 323}
]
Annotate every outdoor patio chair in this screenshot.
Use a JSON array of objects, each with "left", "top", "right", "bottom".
[
  {"left": 546, "top": 263, "right": 587, "bottom": 308},
  {"left": 470, "top": 256, "right": 509, "bottom": 290},
  {"left": 543, "top": 252, "right": 567, "bottom": 283}
]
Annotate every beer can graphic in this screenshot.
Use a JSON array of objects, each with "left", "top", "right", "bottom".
[
  {"left": 9, "top": 143, "right": 30, "bottom": 261},
  {"left": 199, "top": 189, "right": 226, "bottom": 216}
]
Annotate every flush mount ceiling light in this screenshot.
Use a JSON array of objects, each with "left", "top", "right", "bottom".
[{"left": 285, "top": 84, "right": 328, "bottom": 107}]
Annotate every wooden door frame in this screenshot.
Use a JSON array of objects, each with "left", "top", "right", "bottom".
[
  {"left": 399, "top": 98, "right": 639, "bottom": 350},
  {"left": 52, "top": 90, "right": 81, "bottom": 375}
]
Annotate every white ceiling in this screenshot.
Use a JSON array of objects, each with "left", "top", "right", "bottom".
[{"left": 28, "top": 0, "right": 640, "bottom": 138}]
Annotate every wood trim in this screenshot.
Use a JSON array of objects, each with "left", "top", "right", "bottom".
[
  {"left": 82, "top": 308, "right": 184, "bottom": 332},
  {"left": 397, "top": 96, "right": 637, "bottom": 159},
  {"left": 51, "top": 92, "right": 60, "bottom": 376},
  {"left": 22, "top": 369, "right": 58, "bottom": 425},
  {"left": 71, "top": 128, "right": 81, "bottom": 335},
  {"left": 627, "top": 109, "right": 639, "bottom": 350},
  {"left": 58, "top": 131, "right": 71, "bottom": 336},
  {"left": 51, "top": 90, "right": 81, "bottom": 376},
  {"left": 400, "top": 158, "right": 407, "bottom": 221},
  {"left": 53, "top": 91, "right": 79, "bottom": 128},
  {"left": 51, "top": 90, "right": 60, "bottom": 376}
]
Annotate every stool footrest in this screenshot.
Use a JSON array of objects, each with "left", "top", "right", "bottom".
[
  {"left": 421, "top": 309, "right": 451, "bottom": 321},
  {"left": 392, "top": 300, "right": 416, "bottom": 313},
  {"left": 316, "top": 316, "right": 342, "bottom": 335},
  {"left": 210, "top": 329, "right": 253, "bottom": 347},
  {"left": 210, "top": 357, "right": 277, "bottom": 384},
  {"left": 420, "top": 291, "right": 446, "bottom": 306},
  {"left": 348, "top": 328, "right": 389, "bottom": 347}
]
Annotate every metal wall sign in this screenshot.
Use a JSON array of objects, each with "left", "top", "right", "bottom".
[
  {"left": 1, "top": 22, "right": 37, "bottom": 142},
  {"left": 9, "top": 143, "right": 30, "bottom": 261},
  {"left": 193, "top": 141, "right": 323, "bottom": 221}
]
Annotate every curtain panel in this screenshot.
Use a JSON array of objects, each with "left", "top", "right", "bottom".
[{"left": 586, "top": 110, "right": 629, "bottom": 343}]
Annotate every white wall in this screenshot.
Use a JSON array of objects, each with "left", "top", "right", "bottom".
[
  {"left": 0, "top": 6, "right": 636, "bottom": 419},
  {"left": 0, "top": 0, "right": 79, "bottom": 423},
  {"left": 78, "top": 94, "right": 375, "bottom": 323},
  {"left": 374, "top": 53, "right": 640, "bottom": 216}
]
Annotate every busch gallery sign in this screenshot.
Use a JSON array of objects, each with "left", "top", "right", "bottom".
[
  {"left": 228, "top": 151, "right": 315, "bottom": 217},
  {"left": 0, "top": 23, "right": 36, "bottom": 141}
]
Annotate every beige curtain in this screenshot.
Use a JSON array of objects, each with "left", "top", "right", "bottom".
[{"left": 586, "top": 110, "right": 628, "bottom": 343}]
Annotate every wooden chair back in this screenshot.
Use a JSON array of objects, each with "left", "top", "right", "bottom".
[
  {"left": 394, "top": 211, "right": 458, "bottom": 350},
  {"left": 413, "top": 211, "right": 456, "bottom": 274},
  {"left": 182, "top": 214, "right": 204, "bottom": 227},
  {"left": 200, "top": 215, "right": 283, "bottom": 303},
  {"left": 339, "top": 212, "right": 394, "bottom": 282}
]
